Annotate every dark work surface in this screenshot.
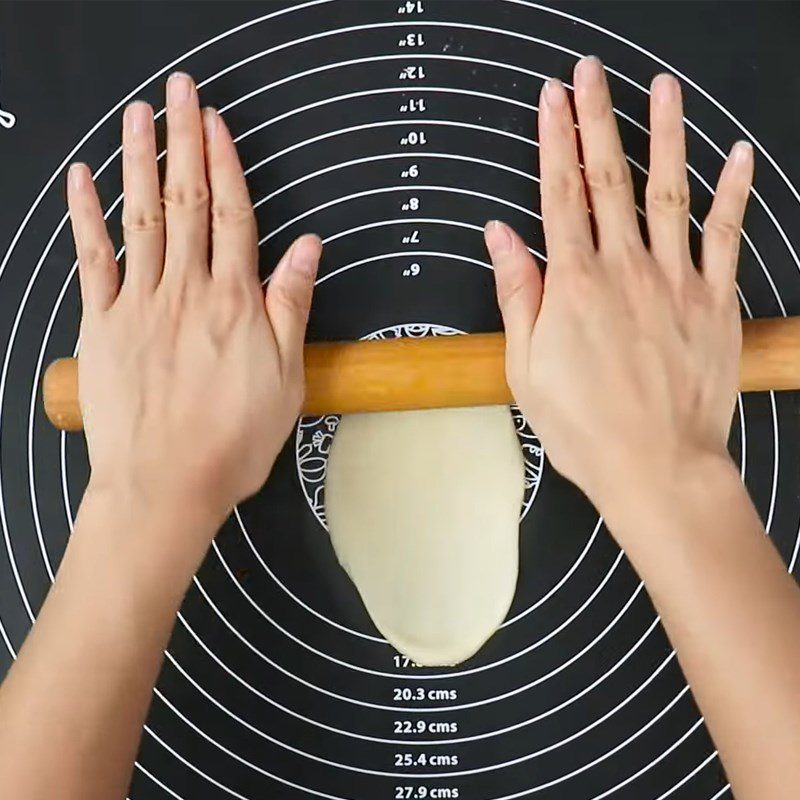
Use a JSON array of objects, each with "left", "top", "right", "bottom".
[{"left": 1, "top": 2, "right": 799, "bottom": 799}]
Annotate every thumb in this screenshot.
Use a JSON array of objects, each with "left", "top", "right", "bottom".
[
  {"left": 265, "top": 234, "right": 322, "bottom": 378},
  {"left": 484, "top": 220, "right": 543, "bottom": 355}
]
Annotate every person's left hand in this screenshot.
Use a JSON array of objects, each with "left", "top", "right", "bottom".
[{"left": 67, "top": 72, "right": 322, "bottom": 536}]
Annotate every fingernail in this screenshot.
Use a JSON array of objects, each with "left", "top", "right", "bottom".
[
  {"left": 167, "top": 72, "right": 193, "bottom": 107},
  {"left": 732, "top": 140, "right": 753, "bottom": 163},
  {"left": 484, "top": 220, "right": 514, "bottom": 257},
  {"left": 544, "top": 79, "right": 567, "bottom": 109},
  {"left": 651, "top": 73, "right": 678, "bottom": 105},
  {"left": 202, "top": 107, "right": 217, "bottom": 141},
  {"left": 575, "top": 55, "right": 603, "bottom": 87},
  {"left": 68, "top": 163, "right": 87, "bottom": 190},
  {"left": 124, "top": 102, "right": 151, "bottom": 137},
  {"left": 288, "top": 235, "right": 322, "bottom": 278}
]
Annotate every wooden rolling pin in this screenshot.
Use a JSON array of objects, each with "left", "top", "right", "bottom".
[{"left": 42, "top": 316, "right": 800, "bottom": 431}]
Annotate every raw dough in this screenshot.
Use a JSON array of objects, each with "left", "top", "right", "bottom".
[{"left": 324, "top": 405, "right": 525, "bottom": 666}]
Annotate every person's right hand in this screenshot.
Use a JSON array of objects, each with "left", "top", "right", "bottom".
[{"left": 484, "top": 57, "right": 754, "bottom": 516}]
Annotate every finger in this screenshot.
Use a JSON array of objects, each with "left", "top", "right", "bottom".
[
  {"left": 265, "top": 234, "right": 322, "bottom": 379},
  {"left": 121, "top": 102, "right": 164, "bottom": 293},
  {"left": 484, "top": 220, "right": 543, "bottom": 361},
  {"left": 573, "top": 56, "right": 640, "bottom": 253},
  {"left": 702, "top": 141, "right": 754, "bottom": 296},
  {"left": 162, "top": 72, "right": 209, "bottom": 285},
  {"left": 67, "top": 163, "right": 119, "bottom": 314},
  {"left": 646, "top": 74, "right": 692, "bottom": 276},
  {"left": 537, "top": 79, "right": 593, "bottom": 256},
  {"left": 202, "top": 108, "right": 258, "bottom": 284}
]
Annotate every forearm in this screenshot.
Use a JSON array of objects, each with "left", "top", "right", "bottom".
[
  {"left": 602, "top": 453, "right": 800, "bottom": 800},
  {"left": 0, "top": 483, "right": 220, "bottom": 800}
]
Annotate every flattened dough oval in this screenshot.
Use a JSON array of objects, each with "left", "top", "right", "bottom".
[{"left": 324, "top": 405, "right": 525, "bottom": 666}]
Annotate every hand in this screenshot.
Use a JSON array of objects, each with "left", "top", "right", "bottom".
[
  {"left": 67, "top": 72, "right": 321, "bottom": 530},
  {"left": 485, "top": 57, "right": 754, "bottom": 516}
]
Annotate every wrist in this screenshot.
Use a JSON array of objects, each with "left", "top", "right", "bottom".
[
  {"left": 596, "top": 447, "right": 746, "bottom": 552},
  {"left": 86, "top": 465, "right": 234, "bottom": 526},
  {"left": 74, "top": 478, "right": 225, "bottom": 598}
]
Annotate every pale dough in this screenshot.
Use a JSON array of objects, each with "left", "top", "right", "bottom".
[{"left": 324, "top": 405, "right": 525, "bottom": 666}]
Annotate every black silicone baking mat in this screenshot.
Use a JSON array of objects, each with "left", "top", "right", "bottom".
[{"left": 1, "top": 2, "right": 799, "bottom": 798}]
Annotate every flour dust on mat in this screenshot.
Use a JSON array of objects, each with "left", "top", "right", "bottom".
[{"left": 324, "top": 405, "right": 525, "bottom": 666}]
